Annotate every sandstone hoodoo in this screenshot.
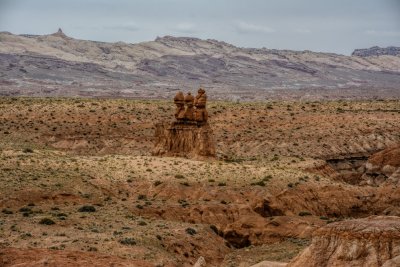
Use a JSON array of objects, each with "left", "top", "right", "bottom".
[{"left": 152, "top": 87, "right": 215, "bottom": 158}]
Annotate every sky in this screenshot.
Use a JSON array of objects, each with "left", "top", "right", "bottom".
[{"left": 0, "top": 0, "right": 399, "bottom": 55}]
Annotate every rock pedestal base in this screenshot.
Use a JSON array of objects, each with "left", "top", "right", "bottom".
[{"left": 152, "top": 122, "right": 215, "bottom": 158}]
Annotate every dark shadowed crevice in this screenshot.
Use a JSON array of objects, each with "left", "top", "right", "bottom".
[
  {"left": 223, "top": 230, "right": 251, "bottom": 248},
  {"left": 253, "top": 199, "right": 284, "bottom": 217}
]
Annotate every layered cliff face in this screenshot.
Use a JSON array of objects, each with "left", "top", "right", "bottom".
[
  {"left": 152, "top": 122, "right": 216, "bottom": 158},
  {"left": 288, "top": 216, "right": 400, "bottom": 267},
  {"left": 362, "top": 145, "right": 400, "bottom": 185},
  {"left": 322, "top": 144, "right": 400, "bottom": 186}
]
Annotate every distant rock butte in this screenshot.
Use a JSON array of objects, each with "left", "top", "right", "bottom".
[
  {"left": 152, "top": 88, "right": 215, "bottom": 158},
  {"left": 352, "top": 46, "right": 400, "bottom": 57},
  {"left": 51, "top": 28, "right": 68, "bottom": 38},
  {"left": 288, "top": 216, "right": 400, "bottom": 267}
]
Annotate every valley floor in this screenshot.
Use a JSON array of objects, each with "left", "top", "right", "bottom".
[{"left": 0, "top": 97, "right": 400, "bottom": 266}]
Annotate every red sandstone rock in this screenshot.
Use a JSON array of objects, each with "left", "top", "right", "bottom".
[
  {"left": 368, "top": 145, "right": 400, "bottom": 168},
  {"left": 152, "top": 122, "right": 216, "bottom": 158},
  {"left": 194, "top": 88, "right": 208, "bottom": 123},
  {"left": 362, "top": 145, "right": 400, "bottom": 185},
  {"left": 174, "top": 91, "right": 185, "bottom": 120},
  {"left": 288, "top": 216, "right": 400, "bottom": 267},
  {"left": 153, "top": 89, "right": 215, "bottom": 158},
  {"left": 184, "top": 92, "right": 195, "bottom": 121}
]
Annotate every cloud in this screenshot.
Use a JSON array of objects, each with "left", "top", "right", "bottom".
[
  {"left": 172, "top": 23, "right": 197, "bottom": 34},
  {"left": 234, "top": 21, "right": 275, "bottom": 34},
  {"left": 365, "top": 30, "right": 400, "bottom": 37}
]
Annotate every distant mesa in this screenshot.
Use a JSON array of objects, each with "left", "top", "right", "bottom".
[
  {"left": 152, "top": 87, "right": 215, "bottom": 158},
  {"left": 155, "top": 35, "right": 202, "bottom": 44},
  {"left": 352, "top": 46, "right": 400, "bottom": 57},
  {"left": 2, "top": 29, "right": 400, "bottom": 99}
]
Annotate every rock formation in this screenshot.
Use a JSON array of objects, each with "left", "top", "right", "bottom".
[
  {"left": 153, "top": 88, "right": 215, "bottom": 158},
  {"left": 288, "top": 216, "right": 400, "bottom": 267},
  {"left": 352, "top": 46, "right": 400, "bottom": 57},
  {"left": 174, "top": 91, "right": 185, "bottom": 121},
  {"left": 361, "top": 145, "right": 400, "bottom": 186},
  {"left": 184, "top": 92, "right": 195, "bottom": 121},
  {"left": 323, "top": 144, "right": 400, "bottom": 186},
  {"left": 193, "top": 256, "right": 206, "bottom": 267},
  {"left": 52, "top": 28, "right": 67, "bottom": 38},
  {"left": 194, "top": 88, "right": 208, "bottom": 123}
]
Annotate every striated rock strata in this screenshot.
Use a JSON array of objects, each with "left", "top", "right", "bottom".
[
  {"left": 288, "top": 216, "right": 400, "bottom": 267},
  {"left": 321, "top": 144, "right": 400, "bottom": 186},
  {"left": 362, "top": 145, "right": 400, "bottom": 185},
  {"left": 152, "top": 122, "right": 215, "bottom": 158},
  {"left": 2, "top": 30, "right": 400, "bottom": 100}
]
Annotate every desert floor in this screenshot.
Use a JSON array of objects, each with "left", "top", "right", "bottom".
[{"left": 1, "top": 97, "right": 400, "bottom": 266}]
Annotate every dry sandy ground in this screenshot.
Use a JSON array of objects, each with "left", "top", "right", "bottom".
[{"left": 1, "top": 97, "right": 400, "bottom": 266}]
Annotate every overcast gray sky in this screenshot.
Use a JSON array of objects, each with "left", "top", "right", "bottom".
[{"left": 0, "top": 0, "right": 399, "bottom": 55}]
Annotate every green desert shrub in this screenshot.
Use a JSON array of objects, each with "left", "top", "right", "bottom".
[
  {"left": 119, "top": 237, "right": 136, "bottom": 245},
  {"left": 39, "top": 218, "right": 56, "bottom": 225},
  {"left": 185, "top": 227, "right": 197, "bottom": 235},
  {"left": 298, "top": 211, "right": 312, "bottom": 216},
  {"left": 78, "top": 205, "right": 96, "bottom": 212}
]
